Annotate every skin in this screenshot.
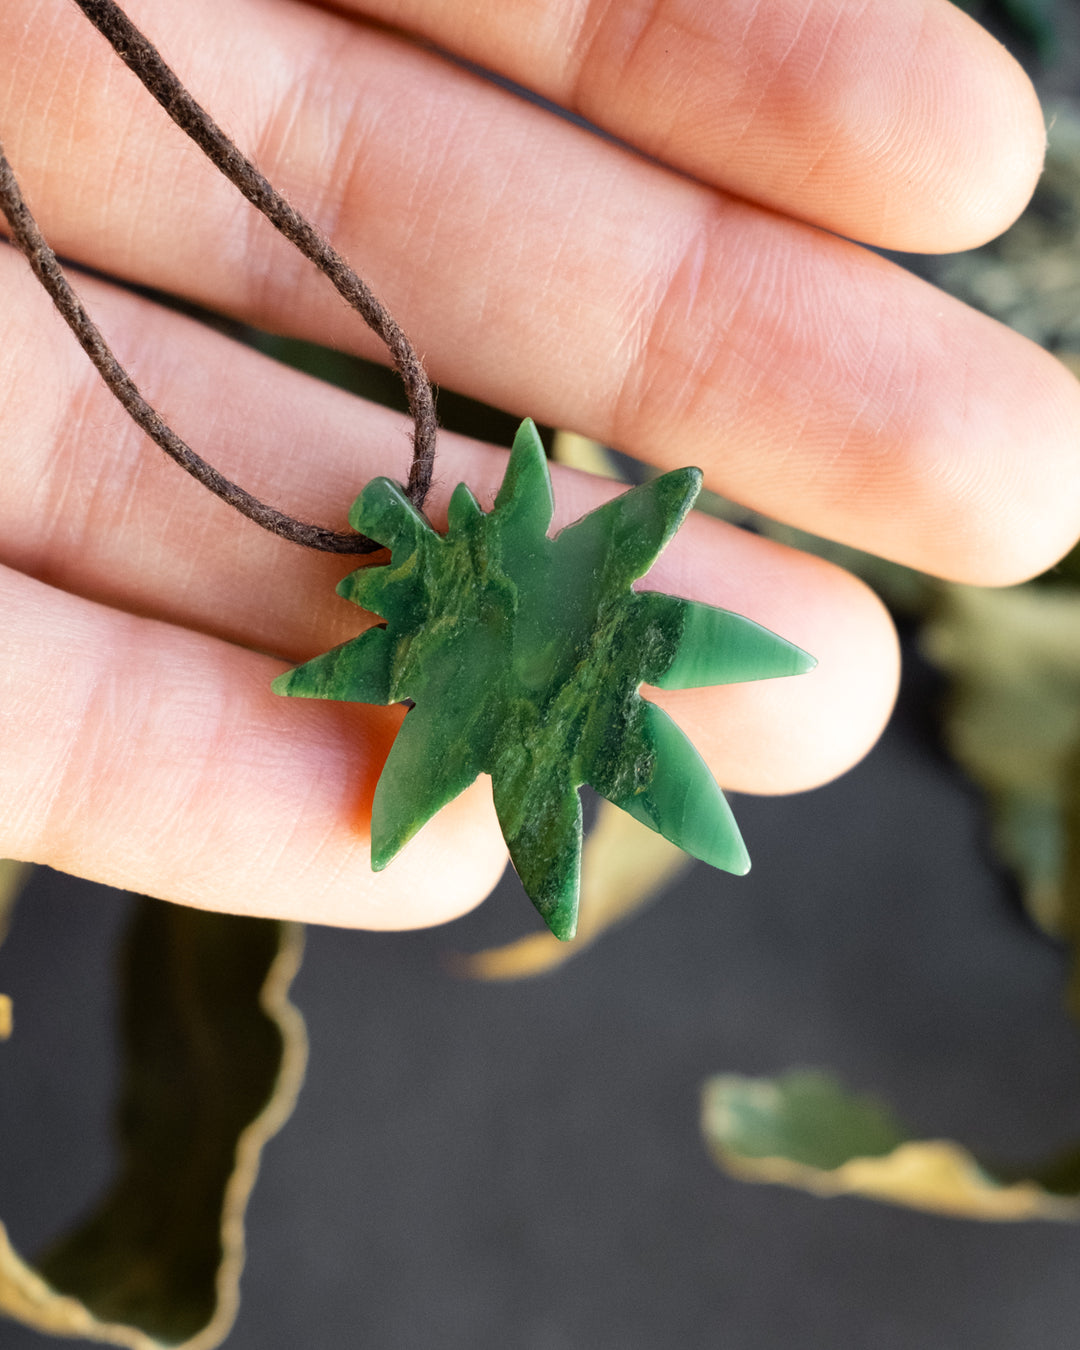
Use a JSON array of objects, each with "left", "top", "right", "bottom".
[{"left": 0, "top": 0, "right": 1076, "bottom": 929}]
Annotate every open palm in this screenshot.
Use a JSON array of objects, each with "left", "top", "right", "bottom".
[{"left": 0, "top": 0, "right": 1074, "bottom": 928}]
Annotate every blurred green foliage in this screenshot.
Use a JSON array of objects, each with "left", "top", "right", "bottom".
[{"left": 956, "top": 0, "right": 1058, "bottom": 59}]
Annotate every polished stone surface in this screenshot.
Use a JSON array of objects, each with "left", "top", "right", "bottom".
[{"left": 275, "top": 420, "right": 814, "bottom": 938}]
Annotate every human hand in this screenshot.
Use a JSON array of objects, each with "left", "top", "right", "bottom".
[{"left": 0, "top": 0, "right": 1075, "bottom": 928}]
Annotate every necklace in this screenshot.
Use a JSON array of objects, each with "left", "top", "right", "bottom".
[{"left": 1, "top": 0, "right": 814, "bottom": 939}]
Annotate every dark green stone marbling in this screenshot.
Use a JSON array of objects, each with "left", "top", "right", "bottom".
[{"left": 274, "top": 420, "right": 815, "bottom": 940}]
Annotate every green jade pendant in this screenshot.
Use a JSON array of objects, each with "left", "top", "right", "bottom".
[{"left": 274, "top": 420, "right": 815, "bottom": 940}]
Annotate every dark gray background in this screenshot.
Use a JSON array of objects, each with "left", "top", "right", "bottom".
[{"left": 4, "top": 638, "right": 1080, "bottom": 1350}]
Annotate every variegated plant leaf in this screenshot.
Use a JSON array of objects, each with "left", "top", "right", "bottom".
[
  {"left": 703, "top": 1071, "right": 1080, "bottom": 1222},
  {"left": 0, "top": 861, "right": 33, "bottom": 1041},
  {"left": 922, "top": 582, "right": 1080, "bottom": 937},
  {"left": 0, "top": 899, "right": 307, "bottom": 1350}
]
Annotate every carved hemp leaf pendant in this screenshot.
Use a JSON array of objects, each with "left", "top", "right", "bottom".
[{"left": 273, "top": 420, "right": 815, "bottom": 940}]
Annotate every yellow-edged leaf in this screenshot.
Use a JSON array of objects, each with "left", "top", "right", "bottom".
[
  {"left": 0, "top": 1225, "right": 155, "bottom": 1349},
  {"left": 550, "top": 429, "right": 621, "bottom": 481},
  {"left": 922, "top": 583, "right": 1080, "bottom": 936},
  {"left": 0, "top": 860, "right": 30, "bottom": 944},
  {"left": 0, "top": 898, "right": 307, "bottom": 1350},
  {"left": 0, "top": 862, "right": 35, "bottom": 1039},
  {"left": 702, "top": 1071, "right": 1080, "bottom": 1222}
]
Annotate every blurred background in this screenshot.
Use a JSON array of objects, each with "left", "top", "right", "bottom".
[{"left": 8, "top": 2, "right": 1080, "bottom": 1346}]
